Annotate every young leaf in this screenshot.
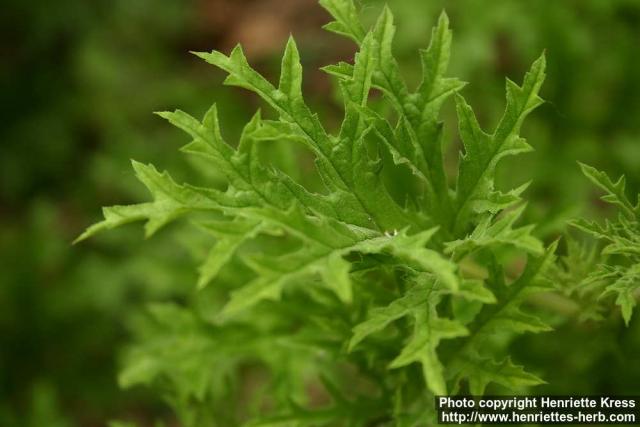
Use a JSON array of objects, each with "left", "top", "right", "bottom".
[
  {"left": 574, "top": 163, "right": 640, "bottom": 325},
  {"left": 453, "top": 55, "right": 546, "bottom": 236},
  {"left": 76, "top": 2, "right": 563, "bottom": 424}
]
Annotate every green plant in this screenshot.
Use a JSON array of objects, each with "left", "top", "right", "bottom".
[
  {"left": 78, "top": 0, "right": 636, "bottom": 425},
  {"left": 571, "top": 163, "right": 640, "bottom": 326}
]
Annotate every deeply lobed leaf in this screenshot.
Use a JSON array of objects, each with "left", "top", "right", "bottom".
[{"left": 78, "top": 0, "right": 560, "bottom": 424}]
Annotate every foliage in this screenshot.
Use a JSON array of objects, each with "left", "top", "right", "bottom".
[
  {"left": 572, "top": 163, "right": 640, "bottom": 326},
  {"left": 5, "top": 0, "right": 638, "bottom": 425},
  {"left": 75, "top": 0, "right": 594, "bottom": 424}
]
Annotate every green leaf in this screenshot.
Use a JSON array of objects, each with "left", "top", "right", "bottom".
[
  {"left": 457, "top": 279, "right": 497, "bottom": 304},
  {"left": 279, "top": 37, "right": 304, "bottom": 104},
  {"left": 221, "top": 226, "right": 457, "bottom": 319},
  {"left": 196, "top": 218, "right": 263, "bottom": 289},
  {"left": 349, "top": 279, "right": 467, "bottom": 395},
  {"left": 445, "top": 242, "right": 557, "bottom": 393},
  {"left": 354, "top": 228, "right": 459, "bottom": 291},
  {"left": 388, "top": 307, "right": 468, "bottom": 396},
  {"left": 601, "top": 264, "right": 640, "bottom": 326},
  {"left": 579, "top": 162, "right": 638, "bottom": 219},
  {"left": 445, "top": 205, "right": 544, "bottom": 259},
  {"left": 119, "top": 304, "right": 239, "bottom": 402},
  {"left": 319, "top": 0, "right": 365, "bottom": 44},
  {"left": 451, "top": 354, "right": 545, "bottom": 395},
  {"left": 349, "top": 281, "right": 430, "bottom": 352},
  {"left": 195, "top": 38, "right": 415, "bottom": 232},
  {"left": 369, "top": 6, "right": 410, "bottom": 113},
  {"left": 76, "top": 2, "right": 562, "bottom": 423},
  {"left": 574, "top": 163, "right": 640, "bottom": 325},
  {"left": 453, "top": 55, "right": 546, "bottom": 236},
  {"left": 74, "top": 161, "right": 221, "bottom": 243}
]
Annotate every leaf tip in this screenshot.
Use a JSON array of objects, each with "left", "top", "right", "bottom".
[
  {"left": 72, "top": 231, "right": 89, "bottom": 245},
  {"left": 190, "top": 50, "right": 210, "bottom": 61},
  {"left": 154, "top": 111, "right": 173, "bottom": 120},
  {"left": 437, "top": 10, "right": 450, "bottom": 27}
]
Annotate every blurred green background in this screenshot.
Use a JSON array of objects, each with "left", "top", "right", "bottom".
[{"left": 2, "top": 0, "right": 639, "bottom": 425}]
